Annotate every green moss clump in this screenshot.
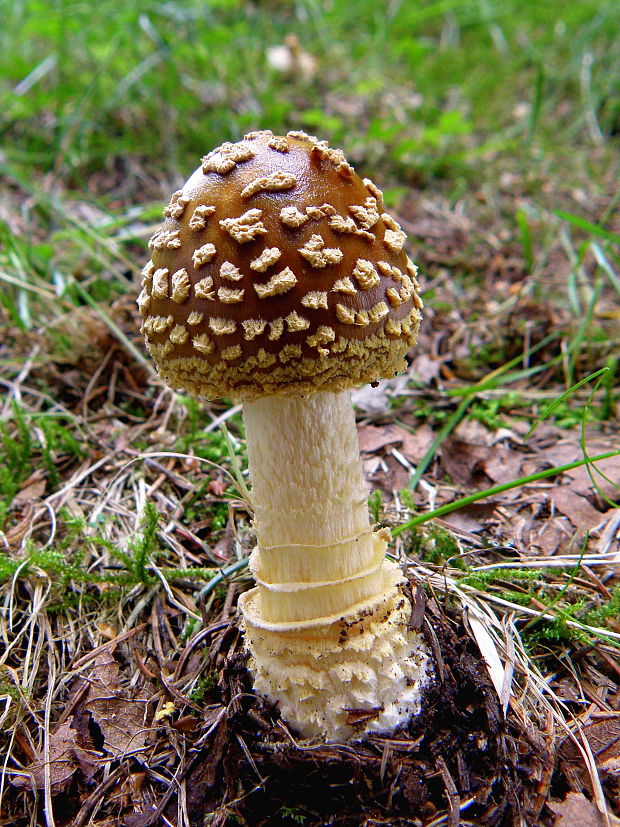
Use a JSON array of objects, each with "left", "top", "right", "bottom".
[
  {"left": 188, "top": 673, "right": 217, "bottom": 704},
  {"left": 402, "top": 523, "right": 466, "bottom": 569},
  {"left": 583, "top": 585, "right": 620, "bottom": 629}
]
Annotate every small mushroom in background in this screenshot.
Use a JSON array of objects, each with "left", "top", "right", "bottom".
[
  {"left": 139, "top": 130, "right": 432, "bottom": 741},
  {"left": 266, "top": 34, "right": 317, "bottom": 80}
]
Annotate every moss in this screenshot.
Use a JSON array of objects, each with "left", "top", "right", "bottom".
[
  {"left": 460, "top": 568, "right": 546, "bottom": 590},
  {"left": 279, "top": 806, "right": 307, "bottom": 824},
  {"left": 368, "top": 490, "right": 383, "bottom": 523},
  {"left": 0, "top": 680, "right": 22, "bottom": 701},
  {"left": 188, "top": 672, "right": 218, "bottom": 704},
  {"left": 521, "top": 602, "right": 592, "bottom": 650},
  {"left": 403, "top": 523, "right": 466, "bottom": 569},
  {"left": 583, "top": 585, "right": 620, "bottom": 629}
]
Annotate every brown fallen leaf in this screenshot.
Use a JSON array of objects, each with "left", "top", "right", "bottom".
[
  {"left": 396, "top": 424, "right": 435, "bottom": 466},
  {"left": 13, "top": 478, "right": 46, "bottom": 504},
  {"left": 512, "top": 419, "right": 563, "bottom": 446},
  {"left": 550, "top": 485, "right": 606, "bottom": 530},
  {"left": 482, "top": 447, "right": 526, "bottom": 486},
  {"left": 547, "top": 792, "right": 616, "bottom": 826},
  {"left": 439, "top": 438, "right": 493, "bottom": 487},
  {"left": 409, "top": 352, "right": 443, "bottom": 384},
  {"left": 438, "top": 416, "right": 519, "bottom": 488},
  {"left": 566, "top": 452, "right": 620, "bottom": 503},
  {"left": 581, "top": 716, "right": 620, "bottom": 774},
  {"left": 358, "top": 424, "right": 404, "bottom": 454},
  {"left": 366, "top": 453, "right": 411, "bottom": 494},
  {"left": 452, "top": 418, "right": 496, "bottom": 446},
  {"left": 559, "top": 715, "right": 620, "bottom": 791},
  {"left": 544, "top": 437, "right": 620, "bottom": 501},
  {"left": 358, "top": 422, "right": 434, "bottom": 466},
  {"left": 351, "top": 375, "right": 410, "bottom": 417},
  {"left": 12, "top": 719, "right": 96, "bottom": 793},
  {"left": 442, "top": 502, "right": 498, "bottom": 534},
  {"left": 84, "top": 650, "right": 150, "bottom": 757},
  {"left": 531, "top": 519, "right": 571, "bottom": 557},
  {"left": 2, "top": 503, "right": 35, "bottom": 549}
]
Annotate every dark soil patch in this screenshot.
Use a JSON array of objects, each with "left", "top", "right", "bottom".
[{"left": 182, "top": 591, "right": 552, "bottom": 827}]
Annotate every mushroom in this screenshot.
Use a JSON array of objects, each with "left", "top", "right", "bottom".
[{"left": 139, "top": 130, "right": 431, "bottom": 741}]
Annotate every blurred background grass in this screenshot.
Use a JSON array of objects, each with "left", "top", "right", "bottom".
[
  {"left": 2, "top": 0, "right": 618, "bottom": 191},
  {"left": 1, "top": 0, "right": 619, "bottom": 470}
]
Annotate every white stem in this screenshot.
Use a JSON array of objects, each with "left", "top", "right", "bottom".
[
  {"left": 244, "top": 390, "right": 368, "bottom": 546},
  {"left": 239, "top": 390, "right": 432, "bottom": 741},
  {"left": 242, "top": 391, "right": 385, "bottom": 624}
]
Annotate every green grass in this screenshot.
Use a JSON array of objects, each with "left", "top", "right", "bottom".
[
  {"left": 0, "top": 404, "right": 33, "bottom": 528},
  {"left": 1, "top": 0, "right": 618, "bottom": 186}
]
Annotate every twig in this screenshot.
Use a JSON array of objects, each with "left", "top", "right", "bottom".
[
  {"left": 423, "top": 616, "right": 446, "bottom": 683},
  {"left": 70, "top": 624, "right": 147, "bottom": 670},
  {"left": 72, "top": 764, "right": 127, "bottom": 826},
  {"left": 435, "top": 756, "right": 460, "bottom": 827}
]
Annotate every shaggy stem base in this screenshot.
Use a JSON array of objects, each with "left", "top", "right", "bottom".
[{"left": 239, "top": 391, "right": 431, "bottom": 741}]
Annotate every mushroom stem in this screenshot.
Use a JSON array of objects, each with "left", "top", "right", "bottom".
[
  {"left": 242, "top": 391, "right": 385, "bottom": 625},
  {"left": 239, "top": 391, "right": 431, "bottom": 741}
]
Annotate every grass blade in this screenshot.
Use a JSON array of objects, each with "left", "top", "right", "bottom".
[
  {"left": 407, "top": 396, "right": 471, "bottom": 492},
  {"left": 394, "top": 450, "right": 620, "bottom": 534},
  {"left": 525, "top": 366, "right": 608, "bottom": 440},
  {"left": 410, "top": 332, "right": 564, "bottom": 491},
  {"left": 591, "top": 241, "right": 620, "bottom": 299},
  {"left": 555, "top": 209, "right": 620, "bottom": 245},
  {"left": 69, "top": 279, "right": 152, "bottom": 371}
]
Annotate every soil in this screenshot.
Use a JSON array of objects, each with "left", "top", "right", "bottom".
[{"left": 175, "top": 585, "right": 552, "bottom": 827}]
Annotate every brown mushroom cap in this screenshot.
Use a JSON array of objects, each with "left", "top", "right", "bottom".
[{"left": 139, "top": 130, "right": 422, "bottom": 400}]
